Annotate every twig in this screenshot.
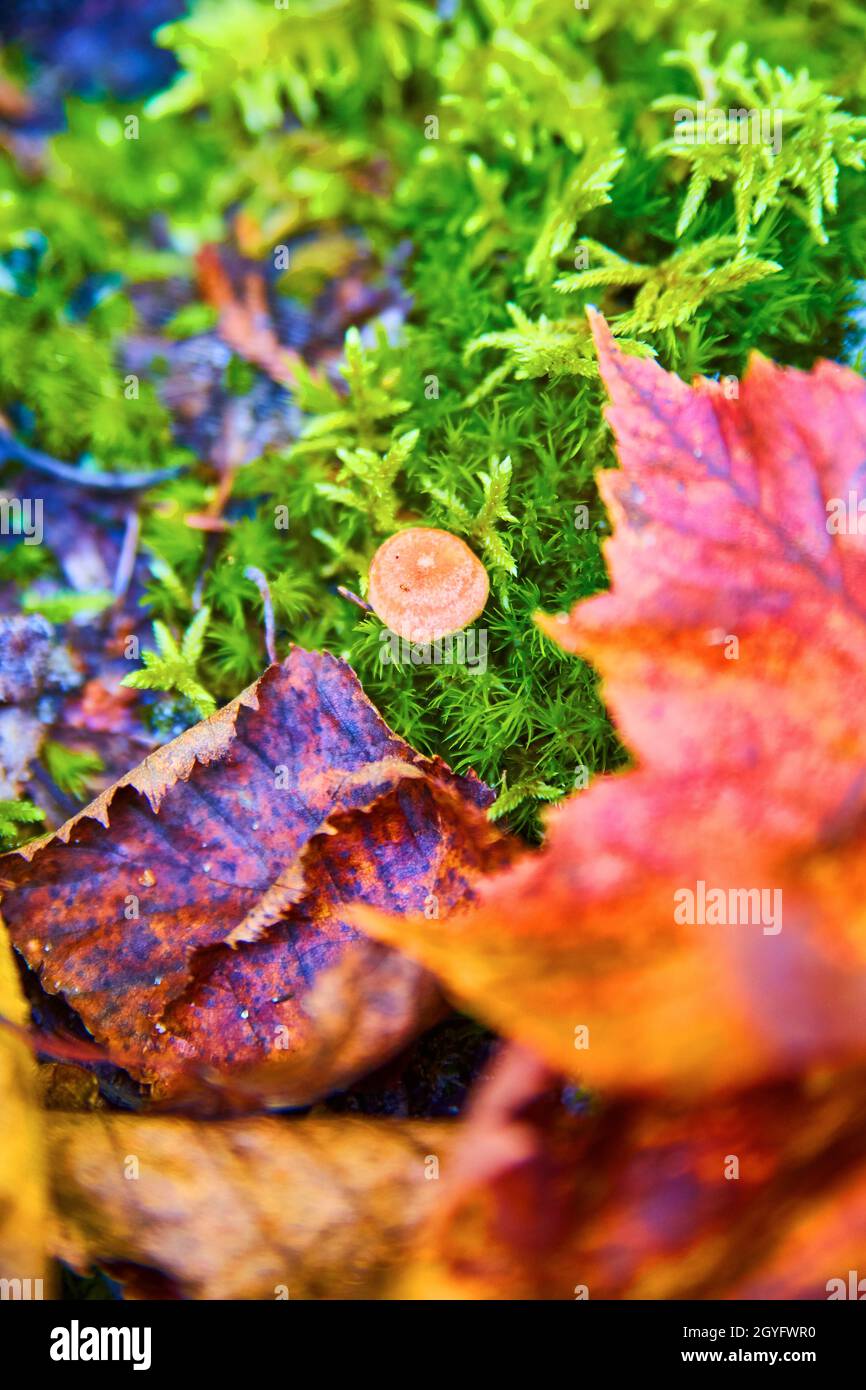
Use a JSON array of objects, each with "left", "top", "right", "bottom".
[
  {"left": 335, "top": 584, "right": 373, "bottom": 613},
  {"left": 244, "top": 566, "right": 277, "bottom": 665},
  {"left": 0, "top": 432, "right": 187, "bottom": 491},
  {"left": 0, "top": 1012, "right": 112, "bottom": 1066},
  {"left": 113, "top": 509, "right": 140, "bottom": 601}
]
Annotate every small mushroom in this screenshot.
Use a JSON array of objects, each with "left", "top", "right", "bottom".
[{"left": 367, "top": 527, "right": 489, "bottom": 643}]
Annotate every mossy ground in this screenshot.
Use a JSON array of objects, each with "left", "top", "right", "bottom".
[
  {"left": 2, "top": 1, "right": 866, "bottom": 839},
  {"left": 3, "top": 0, "right": 866, "bottom": 1305}
]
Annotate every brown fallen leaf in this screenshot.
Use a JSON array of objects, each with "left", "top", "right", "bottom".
[
  {"left": 1, "top": 649, "right": 512, "bottom": 1107},
  {"left": 157, "top": 931, "right": 443, "bottom": 1114},
  {"left": 196, "top": 244, "right": 303, "bottom": 389},
  {"left": 39, "top": 1061, "right": 105, "bottom": 1112},
  {"left": 0, "top": 924, "right": 48, "bottom": 1290},
  {"left": 47, "top": 1110, "right": 452, "bottom": 1299}
]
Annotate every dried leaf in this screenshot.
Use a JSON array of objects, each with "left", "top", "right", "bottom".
[
  {"left": 47, "top": 1110, "right": 452, "bottom": 1299},
  {"left": 0, "top": 925, "right": 48, "bottom": 1287},
  {"left": 39, "top": 1062, "right": 106, "bottom": 1112},
  {"left": 196, "top": 244, "right": 302, "bottom": 388},
  {"left": 1, "top": 649, "right": 511, "bottom": 1107}
]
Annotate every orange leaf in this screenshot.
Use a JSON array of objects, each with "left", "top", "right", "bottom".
[
  {"left": 389, "top": 1044, "right": 866, "bottom": 1300},
  {"left": 541, "top": 309, "right": 866, "bottom": 801},
  {"left": 357, "top": 318, "right": 866, "bottom": 1098}
]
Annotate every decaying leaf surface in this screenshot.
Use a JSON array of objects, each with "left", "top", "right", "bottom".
[
  {"left": 1, "top": 648, "right": 511, "bottom": 1106},
  {"left": 197, "top": 244, "right": 303, "bottom": 388},
  {"left": 39, "top": 1061, "right": 106, "bottom": 1112},
  {"left": 0, "top": 925, "right": 48, "bottom": 1285},
  {"left": 391, "top": 1044, "right": 866, "bottom": 1300},
  {"left": 358, "top": 316, "right": 866, "bottom": 1097},
  {"left": 725, "top": 1163, "right": 866, "bottom": 1300},
  {"left": 48, "top": 1111, "right": 453, "bottom": 1299}
]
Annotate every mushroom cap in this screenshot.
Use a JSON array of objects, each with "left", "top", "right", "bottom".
[{"left": 367, "top": 527, "right": 490, "bottom": 643}]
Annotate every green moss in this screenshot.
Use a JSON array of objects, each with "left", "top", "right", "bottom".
[
  {"left": 0, "top": 798, "right": 45, "bottom": 845},
  {"left": 41, "top": 743, "right": 105, "bottom": 802},
  {"left": 5, "top": 0, "right": 866, "bottom": 838}
]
